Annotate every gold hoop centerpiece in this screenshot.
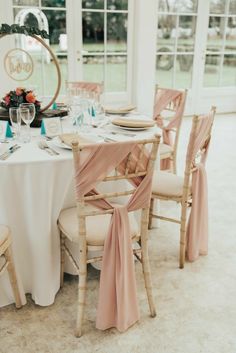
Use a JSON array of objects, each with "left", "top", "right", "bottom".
[{"left": 0, "top": 23, "right": 61, "bottom": 113}]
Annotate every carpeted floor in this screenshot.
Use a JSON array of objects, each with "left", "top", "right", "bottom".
[{"left": 1, "top": 113, "right": 236, "bottom": 353}]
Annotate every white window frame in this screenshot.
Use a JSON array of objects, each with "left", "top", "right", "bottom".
[{"left": 67, "top": 0, "right": 135, "bottom": 104}]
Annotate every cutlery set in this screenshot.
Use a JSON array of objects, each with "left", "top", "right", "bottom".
[{"left": 0, "top": 144, "right": 21, "bottom": 160}]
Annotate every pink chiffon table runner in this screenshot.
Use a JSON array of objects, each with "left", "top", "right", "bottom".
[{"left": 74, "top": 141, "right": 153, "bottom": 331}]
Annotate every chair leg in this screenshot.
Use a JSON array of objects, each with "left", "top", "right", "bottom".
[
  {"left": 141, "top": 209, "right": 156, "bottom": 318},
  {"left": 148, "top": 198, "right": 154, "bottom": 229},
  {"left": 5, "top": 247, "right": 22, "bottom": 309},
  {"left": 60, "top": 232, "right": 66, "bottom": 287},
  {"left": 179, "top": 202, "right": 188, "bottom": 269},
  {"left": 75, "top": 267, "right": 87, "bottom": 337}
]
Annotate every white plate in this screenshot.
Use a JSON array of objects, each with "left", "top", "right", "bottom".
[
  {"left": 115, "top": 125, "right": 151, "bottom": 131},
  {"left": 52, "top": 134, "right": 103, "bottom": 149}
]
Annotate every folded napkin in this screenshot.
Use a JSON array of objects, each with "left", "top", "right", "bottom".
[
  {"left": 112, "top": 117, "right": 155, "bottom": 128},
  {"left": 59, "top": 133, "right": 96, "bottom": 147}
]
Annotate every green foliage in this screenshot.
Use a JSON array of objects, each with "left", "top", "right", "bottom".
[{"left": 0, "top": 23, "right": 49, "bottom": 39}]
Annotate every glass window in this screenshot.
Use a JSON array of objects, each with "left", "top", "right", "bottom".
[
  {"left": 81, "top": 0, "right": 129, "bottom": 92},
  {"left": 158, "top": 0, "right": 198, "bottom": 13},
  {"left": 41, "top": 0, "right": 66, "bottom": 7},
  {"left": 156, "top": 1, "right": 198, "bottom": 89},
  {"left": 82, "top": 0, "right": 104, "bottom": 10},
  {"left": 82, "top": 12, "right": 104, "bottom": 52},
  {"left": 204, "top": 0, "right": 236, "bottom": 87},
  {"left": 107, "top": 0, "right": 128, "bottom": 10},
  {"left": 13, "top": 0, "right": 39, "bottom": 5}
]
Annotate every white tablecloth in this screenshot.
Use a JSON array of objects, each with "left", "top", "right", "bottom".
[{"left": 0, "top": 120, "right": 160, "bottom": 307}]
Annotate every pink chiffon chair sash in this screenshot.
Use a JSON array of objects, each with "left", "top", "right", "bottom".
[
  {"left": 67, "top": 81, "right": 103, "bottom": 95},
  {"left": 153, "top": 89, "right": 186, "bottom": 169},
  {"left": 186, "top": 111, "right": 214, "bottom": 261},
  {"left": 74, "top": 141, "right": 154, "bottom": 331}
]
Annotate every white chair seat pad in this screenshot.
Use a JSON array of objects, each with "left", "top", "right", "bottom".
[
  {"left": 159, "top": 143, "right": 173, "bottom": 157},
  {"left": 58, "top": 203, "right": 139, "bottom": 246},
  {"left": 152, "top": 171, "right": 189, "bottom": 197},
  {"left": 0, "top": 225, "right": 10, "bottom": 247}
]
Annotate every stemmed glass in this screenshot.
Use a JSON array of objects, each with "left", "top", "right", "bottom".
[
  {"left": 19, "top": 103, "right": 36, "bottom": 143},
  {"left": 9, "top": 107, "right": 21, "bottom": 141}
]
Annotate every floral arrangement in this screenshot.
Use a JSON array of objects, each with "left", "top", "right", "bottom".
[{"left": 1, "top": 87, "right": 41, "bottom": 113}]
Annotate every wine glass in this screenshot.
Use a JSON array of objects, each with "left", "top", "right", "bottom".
[
  {"left": 9, "top": 107, "right": 21, "bottom": 140},
  {"left": 19, "top": 103, "right": 35, "bottom": 143}
]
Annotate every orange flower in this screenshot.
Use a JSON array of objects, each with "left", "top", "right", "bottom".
[
  {"left": 26, "top": 92, "right": 36, "bottom": 103},
  {"left": 15, "top": 87, "right": 24, "bottom": 96}
]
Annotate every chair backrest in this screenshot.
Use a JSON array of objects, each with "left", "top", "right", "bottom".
[
  {"left": 153, "top": 86, "right": 187, "bottom": 157},
  {"left": 182, "top": 106, "right": 216, "bottom": 198},
  {"left": 71, "top": 136, "right": 160, "bottom": 247},
  {"left": 66, "top": 81, "right": 104, "bottom": 100}
]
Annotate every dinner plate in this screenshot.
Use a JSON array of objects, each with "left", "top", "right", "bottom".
[{"left": 52, "top": 134, "right": 103, "bottom": 149}]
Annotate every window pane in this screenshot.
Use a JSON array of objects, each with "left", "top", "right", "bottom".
[
  {"left": 107, "top": 13, "right": 127, "bottom": 52},
  {"left": 156, "top": 54, "right": 174, "bottom": 87},
  {"left": 209, "top": 0, "right": 227, "bottom": 14},
  {"left": 82, "top": 0, "right": 104, "bottom": 9},
  {"left": 221, "top": 54, "right": 236, "bottom": 85},
  {"left": 82, "top": 12, "right": 104, "bottom": 52},
  {"left": 158, "top": 0, "right": 198, "bottom": 13},
  {"left": 83, "top": 55, "right": 104, "bottom": 83},
  {"left": 204, "top": 54, "right": 221, "bottom": 86},
  {"left": 177, "top": 16, "right": 196, "bottom": 52},
  {"left": 43, "top": 10, "right": 66, "bottom": 53},
  {"left": 175, "top": 55, "right": 193, "bottom": 88},
  {"left": 225, "top": 17, "right": 236, "bottom": 52},
  {"left": 229, "top": 0, "right": 236, "bottom": 14},
  {"left": 157, "top": 15, "right": 176, "bottom": 52},
  {"left": 41, "top": 0, "right": 66, "bottom": 7},
  {"left": 13, "top": 0, "right": 39, "bottom": 5},
  {"left": 106, "top": 56, "right": 127, "bottom": 91},
  {"left": 207, "top": 16, "right": 225, "bottom": 52},
  {"left": 14, "top": 8, "right": 39, "bottom": 27},
  {"left": 107, "top": 0, "right": 128, "bottom": 10}
]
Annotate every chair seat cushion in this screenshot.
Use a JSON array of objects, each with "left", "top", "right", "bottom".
[
  {"left": 0, "top": 225, "right": 10, "bottom": 247},
  {"left": 159, "top": 143, "right": 173, "bottom": 157},
  {"left": 58, "top": 203, "right": 139, "bottom": 246},
  {"left": 152, "top": 171, "right": 190, "bottom": 197}
]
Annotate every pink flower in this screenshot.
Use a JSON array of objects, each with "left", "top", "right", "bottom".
[
  {"left": 4, "top": 95, "right": 10, "bottom": 105},
  {"left": 15, "top": 87, "right": 24, "bottom": 96}
]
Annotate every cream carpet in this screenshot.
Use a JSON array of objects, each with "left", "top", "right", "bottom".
[{"left": 1, "top": 113, "right": 236, "bottom": 353}]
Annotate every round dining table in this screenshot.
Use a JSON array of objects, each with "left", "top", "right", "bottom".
[{"left": 0, "top": 118, "right": 160, "bottom": 308}]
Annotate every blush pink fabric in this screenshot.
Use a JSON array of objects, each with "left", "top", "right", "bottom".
[
  {"left": 186, "top": 111, "right": 214, "bottom": 261},
  {"left": 67, "top": 81, "right": 103, "bottom": 95},
  {"left": 73, "top": 141, "right": 154, "bottom": 331},
  {"left": 153, "top": 89, "right": 186, "bottom": 170}
]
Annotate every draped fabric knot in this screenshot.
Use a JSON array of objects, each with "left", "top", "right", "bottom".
[{"left": 153, "top": 90, "right": 185, "bottom": 170}]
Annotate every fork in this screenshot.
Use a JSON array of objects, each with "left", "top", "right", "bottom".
[{"left": 38, "top": 140, "right": 60, "bottom": 156}]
